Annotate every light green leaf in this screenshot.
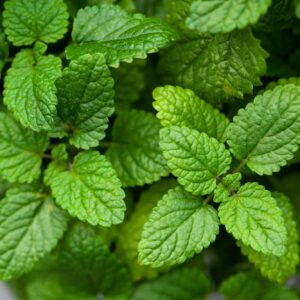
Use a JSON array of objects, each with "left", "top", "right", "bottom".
[
  {"left": 160, "top": 126, "right": 231, "bottom": 195},
  {"left": 214, "top": 173, "right": 242, "bottom": 203},
  {"left": 0, "top": 185, "right": 68, "bottom": 280},
  {"left": 56, "top": 53, "right": 114, "bottom": 149},
  {"left": 218, "top": 182, "right": 287, "bottom": 256},
  {"left": 186, "top": 0, "right": 271, "bottom": 34},
  {"left": 66, "top": 4, "right": 178, "bottom": 66},
  {"left": 4, "top": 43, "right": 62, "bottom": 131},
  {"left": 3, "top": 0, "right": 69, "bottom": 46},
  {"left": 153, "top": 85, "right": 229, "bottom": 141},
  {"left": 158, "top": 29, "right": 268, "bottom": 105},
  {"left": 131, "top": 267, "right": 211, "bottom": 300},
  {"left": 138, "top": 186, "right": 219, "bottom": 267},
  {"left": 60, "top": 223, "right": 132, "bottom": 300},
  {"left": 51, "top": 144, "right": 68, "bottom": 161},
  {"left": 0, "top": 112, "right": 49, "bottom": 183},
  {"left": 238, "top": 193, "right": 299, "bottom": 283},
  {"left": 49, "top": 150, "right": 126, "bottom": 227},
  {"left": 106, "top": 109, "right": 168, "bottom": 187},
  {"left": 265, "top": 77, "right": 300, "bottom": 91},
  {"left": 117, "top": 179, "right": 177, "bottom": 281},
  {"left": 227, "top": 84, "right": 300, "bottom": 175}
]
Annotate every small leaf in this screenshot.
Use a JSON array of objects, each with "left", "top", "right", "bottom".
[
  {"left": 56, "top": 53, "right": 114, "bottom": 149},
  {"left": 49, "top": 151, "right": 126, "bottom": 227},
  {"left": 4, "top": 43, "right": 62, "bottom": 131},
  {"left": 131, "top": 267, "right": 211, "bottom": 300},
  {"left": 158, "top": 29, "right": 268, "bottom": 105},
  {"left": 3, "top": 0, "right": 69, "bottom": 46},
  {"left": 138, "top": 186, "right": 219, "bottom": 267},
  {"left": 214, "top": 173, "right": 242, "bottom": 203},
  {"left": 186, "top": 0, "right": 271, "bottom": 34},
  {"left": 160, "top": 126, "right": 231, "bottom": 195},
  {"left": 0, "top": 185, "right": 68, "bottom": 280},
  {"left": 218, "top": 182, "right": 287, "bottom": 256},
  {"left": 106, "top": 109, "right": 169, "bottom": 187},
  {"left": 66, "top": 4, "right": 178, "bottom": 66},
  {"left": 0, "top": 112, "right": 49, "bottom": 183},
  {"left": 227, "top": 84, "right": 300, "bottom": 175},
  {"left": 153, "top": 85, "right": 229, "bottom": 141},
  {"left": 238, "top": 193, "right": 299, "bottom": 283}
]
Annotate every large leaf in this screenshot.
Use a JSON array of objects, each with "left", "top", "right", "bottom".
[
  {"left": 238, "top": 193, "right": 299, "bottom": 283},
  {"left": 66, "top": 4, "right": 178, "bottom": 66},
  {"left": 48, "top": 150, "right": 126, "bottom": 227},
  {"left": 153, "top": 85, "right": 228, "bottom": 141},
  {"left": 186, "top": 0, "right": 271, "bottom": 34},
  {"left": 4, "top": 43, "right": 62, "bottom": 131},
  {"left": 138, "top": 186, "right": 219, "bottom": 267},
  {"left": 218, "top": 182, "right": 287, "bottom": 256},
  {"left": 160, "top": 126, "right": 231, "bottom": 195},
  {"left": 131, "top": 267, "right": 211, "bottom": 300},
  {"left": 0, "top": 112, "right": 49, "bottom": 183},
  {"left": 227, "top": 84, "right": 300, "bottom": 175},
  {"left": 56, "top": 53, "right": 114, "bottom": 149},
  {"left": 3, "top": 0, "right": 69, "bottom": 46},
  {"left": 0, "top": 186, "right": 68, "bottom": 280},
  {"left": 106, "top": 109, "right": 168, "bottom": 187},
  {"left": 158, "top": 29, "right": 268, "bottom": 105}
]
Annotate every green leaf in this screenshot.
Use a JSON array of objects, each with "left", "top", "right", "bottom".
[
  {"left": 4, "top": 43, "right": 62, "bottom": 131},
  {"left": 265, "top": 77, "right": 300, "bottom": 91},
  {"left": 261, "top": 287, "right": 300, "bottom": 300},
  {"left": 158, "top": 29, "right": 268, "bottom": 105},
  {"left": 186, "top": 0, "right": 271, "bottom": 34},
  {"left": 66, "top": 4, "right": 178, "bottom": 66},
  {"left": 3, "top": 0, "right": 69, "bottom": 46},
  {"left": 49, "top": 150, "right": 126, "bottom": 227},
  {"left": 131, "top": 267, "right": 211, "bottom": 300},
  {"left": 56, "top": 53, "right": 114, "bottom": 149},
  {"left": 117, "top": 179, "right": 177, "bottom": 281},
  {"left": 106, "top": 109, "right": 169, "bottom": 187},
  {"left": 153, "top": 85, "right": 229, "bottom": 141},
  {"left": 219, "top": 272, "right": 264, "bottom": 300},
  {"left": 0, "top": 185, "right": 68, "bottom": 280},
  {"left": 51, "top": 144, "right": 68, "bottom": 161},
  {"left": 227, "top": 84, "right": 300, "bottom": 175},
  {"left": 60, "top": 223, "right": 132, "bottom": 300},
  {"left": 160, "top": 126, "right": 231, "bottom": 195},
  {"left": 214, "top": 173, "right": 242, "bottom": 203},
  {"left": 138, "top": 186, "right": 219, "bottom": 267},
  {"left": 238, "top": 193, "right": 299, "bottom": 283},
  {"left": 0, "top": 112, "right": 49, "bottom": 183},
  {"left": 218, "top": 182, "right": 287, "bottom": 256},
  {"left": 111, "top": 60, "right": 146, "bottom": 111}
]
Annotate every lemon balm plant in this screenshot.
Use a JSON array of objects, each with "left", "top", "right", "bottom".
[{"left": 1, "top": 0, "right": 300, "bottom": 299}]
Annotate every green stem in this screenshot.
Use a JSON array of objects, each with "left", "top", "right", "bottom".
[
  {"left": 204, "top": 194, "right": 213, "bottom": 205},
  {"left": 232, "top": 159, "right": 247, "bottom": 173}
]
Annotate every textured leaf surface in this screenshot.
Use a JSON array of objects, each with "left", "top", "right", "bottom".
[
  {"left": 238, "top": 193, "right": 299, "bottom": 283},
  {"left": 158, "top": 29, "right": 268, "bottom": 105},
  {"left": 0, "top": 186, "right": 68, "bottom": 280},
  {"left": 227, "top": 85, "right": 300, "bottom": 175},
  {"left": 66, "top": 4, "right": 177, "bottom": 65},
  {"left": 138, "top": 186, "right": 219, "bottom": 267},
  {"left": 153, "top": 85, "right": 228, "bottom": 141},
  {"left": 186, "top": 0, "right": 271, "bottom": 34},
  {"left": 117, "top": 179, "right": 177, "bottom": 281},
  {"left": 219, "top": 182, "right": 287, "bottom": 256},
  {"left": 132, "top": 267, "right": 211, "bottom": 300},
  {"left": 0, "top": 112, "right": 49, "bottom": 183},
  {"left": 3, "top": 0, "right": 69, "bottom": 46},
  {"left": 160, "top": 126, "right": 231, "bottom": 195},
  {"left": 106, "top": 109, "right": 168, "bottom": 187},
  {"left": 214, "top": 173, "right": 242, "bottom": 203},
  {"left": 49, "top": 151, "right": 126, "bottom": 226},
  {"left": 4, "top": 44, "right": 62, "bottom": 131},
  {"left": 56, "top": 53, "right": 114, "bottom": 149},
  {"left": 60, "top": 223, "right": 132, "bottom": 300}
]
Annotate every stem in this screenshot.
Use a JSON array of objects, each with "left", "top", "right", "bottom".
[
  {"left": 204, "top": 194, "right": 213, "bottom": 205},
  {"left": 42, "top": 153, "right": 53, "bottom": 159},
  {"left": 98, "top": 141, "right": 115, "bottom": 148},
  {"left": 232, "top": 159, "right": 247, "bottom": 173}
]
